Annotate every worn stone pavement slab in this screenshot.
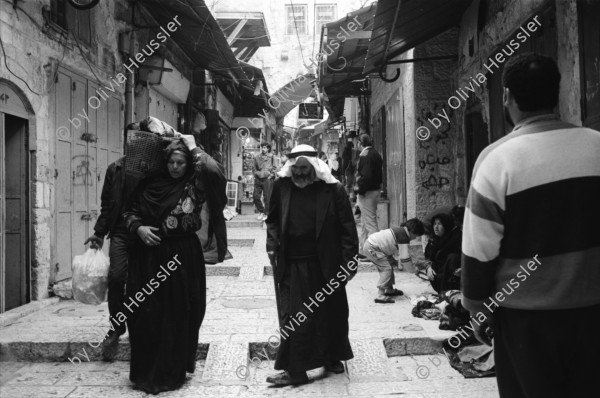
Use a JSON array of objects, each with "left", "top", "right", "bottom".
[
  {"left": 0, "top": 268, "right": 452, "bottom": 360},
  {"left": 0, "top": 356, "right": 498, "bottom": 397},
  {"left": 0, "top": 220, "right": 499, "bottom": 396}
]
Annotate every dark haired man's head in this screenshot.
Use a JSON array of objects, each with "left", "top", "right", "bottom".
[
  {"left": 502, "top": 53, "right": 560, "bottom": 125},
  {"left": 451, "top": 205, "right": 465, "bottom": 229},
  {"left": 401, "top": 218, "right": 425, "bottom": 240},
  {"left": 261, "top": 143, "right": 272, "bottom": 153},
  {"left": 359, "top": 134, "right": 372, "bottom": 148}
]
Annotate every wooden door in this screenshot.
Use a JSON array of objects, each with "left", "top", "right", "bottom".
[
  {"left": 385, "top": 90, "right": 407, "bottom": 226},
  {"left": 488, "top": 5, "right": 557, "bottom": 140},
  {"left": 371, "top": 106, "right": 387, "bottom": 196},
  {"left": 54, "top": 68, "right": 123, "bottom": 281},
  {"left": 578, "top": 0, "right": 600, "bottom": 130},
  {"left": 1, "top": 80, "right": 33, "bottom": 312},
  {"left": 465, "top": 98, "right": 490, "bottom": 185},
  {"left": 3, "top": 115, "right": 29, "bottom": 310}
]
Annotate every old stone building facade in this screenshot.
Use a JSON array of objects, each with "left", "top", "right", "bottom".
[
  {"left": 357, "top": 0, "right": 598, "bottom": 231},
  {"left": 0, "top": 0, "right": 128, "bottom": 310},
  {"left": 0, "top": 0, "right": 252, "bottom": 311}
]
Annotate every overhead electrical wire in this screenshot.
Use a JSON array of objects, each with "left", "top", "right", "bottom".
[
  {"left": 288, "top": 0, "right": 306, "bottom": 65},
  {"left": 0, "top": 35, "right": 43, "bottom": 96}
]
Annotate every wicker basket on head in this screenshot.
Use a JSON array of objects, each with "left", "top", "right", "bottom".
[{"left": 125, "top": 130, "right": 176, "bottom": 178}]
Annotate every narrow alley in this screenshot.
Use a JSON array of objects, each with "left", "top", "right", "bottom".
[{"left": 0, "top": 216, "right": 498, "bottom": 397}]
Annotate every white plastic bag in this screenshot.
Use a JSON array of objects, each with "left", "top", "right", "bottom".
[{"left": 72, "top": 248, "right": 110, "bottom": 305}]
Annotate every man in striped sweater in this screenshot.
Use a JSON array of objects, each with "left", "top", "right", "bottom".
[{"left": 461, "top": 53, "right": 600, "bottom": 397}]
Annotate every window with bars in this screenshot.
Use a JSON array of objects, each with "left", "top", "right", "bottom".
[
  {"left": 315, "top": 4, "right": 337, "bottom": 36},
  {"left": 285, "top": 5, "right": 308, "bottom": 35}
]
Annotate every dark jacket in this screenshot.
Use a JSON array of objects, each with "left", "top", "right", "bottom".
[
  {"left": 356, "top": 147, "right": 383, "bottom": 195},
  {"left": 94, "top": 157, "right": 127, "bottom": 238},
  {"left": 266, "top": 178, "right": 359, "bottom": 283},
  {"left": 253, "top": 152, "right": 275, "bottom": 179}
]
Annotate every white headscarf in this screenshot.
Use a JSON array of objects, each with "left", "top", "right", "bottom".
[{"left": 277, "top": 145, "right": 339, "bottom": 184}]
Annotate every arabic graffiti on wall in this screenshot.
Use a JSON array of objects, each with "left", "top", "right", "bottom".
[
  {"left": 72, "top": 155, "right": 94, "bottom": 186},
  {"left": 417, "top": 102, "right": 453, "bottom": 192}
]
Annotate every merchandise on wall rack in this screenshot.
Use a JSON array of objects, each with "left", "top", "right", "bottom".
[{"left": 241, "top": 143, "right": 260, "bottom": 202}]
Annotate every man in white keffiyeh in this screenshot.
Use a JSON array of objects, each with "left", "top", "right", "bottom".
[
  {"left": 277, "top": 144, "right": 339, "bottom": 186},
  {"left": 265, "top": 144, "right": 359, "bottom": 386}
]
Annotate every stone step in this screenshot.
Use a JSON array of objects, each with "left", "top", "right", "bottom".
[
  {"left": 227, "top": 220, "right": 263, "bottom": 228},
  {"left": 0, "top": 353, "right": 499, "bottom": 397},
  {"left": 0, "top": 334, "right": 442, "bottom": 363},
  {"left": 205, "top": 262, "right": 379, "bottom": 277},
  {"left": 238, "top": 265, "right": 264, "bottom": 281},
  {"left": 201, "top": 342, "right": 248, "bottom": 383}
]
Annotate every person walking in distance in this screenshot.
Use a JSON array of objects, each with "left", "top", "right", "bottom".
[
  {"left": 355, "top": 134, "right": 383, "bottom": 259},
  {"left": 265, "top": 144, "right": 358, "bottom": 386},
  {"left": 84, "top": 123, "right": 139, "bottom": 359},
  {"left": 253, "top": 142, "right": 275, "bottom": 221},
  {"left": 461, "top": 53, "right": 600, "bottom": 397}
]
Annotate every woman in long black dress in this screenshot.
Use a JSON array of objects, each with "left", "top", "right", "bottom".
[{"left": 123, "top": 136, "right": 227, "bottom": 394}]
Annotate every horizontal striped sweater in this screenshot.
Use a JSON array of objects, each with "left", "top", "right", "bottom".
[{"left": 461, "top": 115, "right": 600, "bottom": 312}]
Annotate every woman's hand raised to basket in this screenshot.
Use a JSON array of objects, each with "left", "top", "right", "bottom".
[
  {"left": 181, "top": 135, "right": 197, "bottom": 151},
  {"left": 137, "top": 226, "right": 162, "bottom": 246}
]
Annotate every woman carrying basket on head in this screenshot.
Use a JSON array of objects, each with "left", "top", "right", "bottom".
[{"left": 123, "top": 135, "right": 227, "bottom": 394}]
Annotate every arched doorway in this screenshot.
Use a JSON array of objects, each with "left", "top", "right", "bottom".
[{"left": 0, "top": 79, "right": 35, "bottom": 312}]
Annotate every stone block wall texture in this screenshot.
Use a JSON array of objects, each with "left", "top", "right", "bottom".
[
  {"left": 371, "top": 28, "right": 462, "bottom": 225},
  {"left": 413, "top": 29, "right": 461, "bottom": 221},
  {"left": 456, "top": 0, "right": 582, "bottom": 134}
]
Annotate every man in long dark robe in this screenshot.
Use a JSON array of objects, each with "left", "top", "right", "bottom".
[{"left": 265, "top": 144, "right": 359, "bottom": 386}]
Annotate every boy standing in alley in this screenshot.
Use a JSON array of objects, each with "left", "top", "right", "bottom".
[{"left": 363, "top": 218, "right": 425, "bottom": 303}]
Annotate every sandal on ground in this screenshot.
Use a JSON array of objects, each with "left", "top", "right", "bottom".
[
  {"left": 374, "top": 297, "right": 395, "bottom": 304},
  {"left": 384, "top": 288, "right": 404, "bottom": 297}
]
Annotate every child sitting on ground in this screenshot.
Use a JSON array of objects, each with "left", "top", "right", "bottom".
[{"left": 363, "top": 218, "right": 425, "bottom": 304}]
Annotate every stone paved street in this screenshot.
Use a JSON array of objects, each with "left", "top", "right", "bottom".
[{"left": 0, "top": 220, "right": 499, "bottom": 397}]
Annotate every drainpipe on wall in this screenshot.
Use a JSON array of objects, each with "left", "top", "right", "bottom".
[{"left": 124, "top": 31, "right": 136, "bottom": 126}]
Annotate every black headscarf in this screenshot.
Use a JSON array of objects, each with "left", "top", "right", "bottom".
[
  {"left": 137, "top": 141, "right": 194, "bottom": 227},
  {"left": 425, "top": 213, "right": 461, "bottom": 269}
]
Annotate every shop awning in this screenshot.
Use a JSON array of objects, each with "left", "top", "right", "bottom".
[
  {"left": 363, "top": 0, "right": 472, "bottom": 74},
  {"left": 295, "top": 120, "right": 328, "bottom": 141},
  {"left": 234, "top": 61, "right": 270, "bottom": 117},
  {"left": 270, "top": 74, "right": 316, "bottom": 118},
  {"left": 139, "top": 0, "right": 252, "bottom": 89},
  {"left": 215, "top": 12, "right": 271, "bottom": 63},
  {"left": 318, "top": 4, "right": 376, "bottom": 96}
]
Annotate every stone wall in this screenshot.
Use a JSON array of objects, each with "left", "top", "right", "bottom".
[
  {"left": 413, "top": 29, "right": 462, "bottom": 220},
  {"left": 0, "top": 1, "right": 125, "bottom": 300},
  {"left": 370, "top": 29, "right": 462, "bottom": 224},
  {"left": 456, "top": 0, "right": 582, "bottom": 132}
]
